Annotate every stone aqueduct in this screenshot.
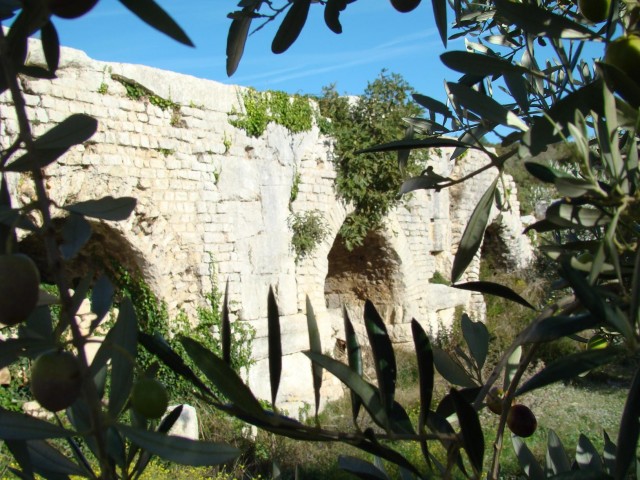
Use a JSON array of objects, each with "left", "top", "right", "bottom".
[{"left": 3, "top": 43, "right": 532, "bottom": 411}]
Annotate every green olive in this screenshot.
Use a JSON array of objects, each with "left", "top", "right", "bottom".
[
  {"left": 577, "top": 0, "right": 610, "bottom": 23},
  {"left": 30, "top": 351, "right": 82, "bottom": 412},
  {"left": 131, "top": 378, "right": 169, "bottom": 419},
  {"left": 604, "top": 35, "right": 640, "bottom": 82},
  {"left": 0, "top": 254, "right": 40, "bottom": 327}
]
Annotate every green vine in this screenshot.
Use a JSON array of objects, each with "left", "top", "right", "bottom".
[
  {"left": 113, "top": 75, "right": 179, "bottom": 112},
  {"left": 230, "top": 88, "right": 314, "bottom": 138},
  {"left": 114, "top": 265, "right": 255, "bottom": 399}
]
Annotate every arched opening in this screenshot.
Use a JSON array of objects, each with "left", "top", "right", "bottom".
[
  {"left": 480, "top": 220, "right": 517, "bottom": 276},
  {"left": 324, "top": 230, "right": 403, "bottom": 324},
  {"left": 18, "top": 218, "right": 148, "bottom": 288}
]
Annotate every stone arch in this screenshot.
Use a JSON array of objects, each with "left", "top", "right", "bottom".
[
  {"left": 480, "top": 212, "right": 532, "bottom": 274},
  {"left": 17, "top": 217, "right": 155, "bottom": 290},
  {"left": 324, "top": 228, "right": 405, "bottom": 325},
  {"left": 480, "top": 221, "right": 511, "bottom": 273}
]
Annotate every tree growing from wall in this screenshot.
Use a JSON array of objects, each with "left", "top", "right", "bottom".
[{"left": 319, "top": 71, "right": 430, "bottom": 250}]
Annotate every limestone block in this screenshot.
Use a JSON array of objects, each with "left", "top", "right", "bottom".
[
  {"left": 84, "top": 337, "right": 105, "bottom": 366},
  {"left": 277, "top": 351, "right": 314, "bottom": 401},
  {"left": 276, "top": 273, "right": 299, "bottom": 316},
  {"left": 387, "top": 323, "right": 414, "bottom": 344},
  {"left": 165, "top": 404, "right": 199, "bottom": 440},
  {"left": 0, "top": 367, "right": 10, "bottom": 385},
  {"left": 248, "top": 313, "right": 315, "bottom": 361},
  {"left": 424, "top": 284, "right": 469, "bottom": 312},
  {"left": 217, "top": 158, "right": 260, "bottom": 201},
  {"left": 431, "top": 219, "right": 450, "bottom": 253}
]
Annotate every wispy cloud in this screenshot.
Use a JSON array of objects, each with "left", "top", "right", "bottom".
[{"left": 233, "top": 28, "right": 439, "bottom": 87}]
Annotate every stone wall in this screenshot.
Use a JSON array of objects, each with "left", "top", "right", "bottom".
[{"left": 1, "top": 42, "right": 532, "bottom": 413}]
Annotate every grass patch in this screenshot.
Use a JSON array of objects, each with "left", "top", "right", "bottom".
[
  {"left": 483, "top": 377, "right": 628, "bottom": 477},
  {"left": 55, "top": 341, "right": 629, "bottom": 479}
]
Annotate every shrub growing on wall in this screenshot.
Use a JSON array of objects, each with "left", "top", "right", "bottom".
[{"left": 288, "top": 210, "right": 329, "bottom": 261}]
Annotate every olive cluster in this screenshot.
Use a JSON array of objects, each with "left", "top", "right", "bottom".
[{"left": 1, "top": 255, "right": 168, "bottom": 417}]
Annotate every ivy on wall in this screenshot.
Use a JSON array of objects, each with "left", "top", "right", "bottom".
[
  {"left": 229, "top": 88, "right": 314, "bottom": 137},
  {"left": 115, "top": 265, "right": 255, "bottom": 400}
]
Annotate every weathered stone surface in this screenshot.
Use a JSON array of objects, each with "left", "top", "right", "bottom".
[{"left": 3, "top": 41, "right": 533, "bottom": 414}]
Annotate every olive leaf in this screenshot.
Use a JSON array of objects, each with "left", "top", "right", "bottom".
[
  {"left": 268, "top": 286, "right": 282, "bottom": 407},
  {"left": 324, "top": 0, "right": 348, "bottom": 33},
  {"left": 119, "top": 0, "right": 193, "bottom": 46},
  {"left": 306, "top": 296, "right": 323, "bottom": 419},
  {"left": 272, "top": 0, "right": 311, "bottom": 54},
  {"left": 64, "top": 196, "right": 136, "bottom": 221},
  {"left": 451, "top": 176, "right": 499, "bottom": 283},
  {"left": 117, "top": 425, "right": 239, "bottom": 466},
  {"left": 446, "top": 82, "right": 529, "bottom": 131},
  {"left": 364, "top": 300, "right": 397, "bottom": 421},
  {"left": 226, "top": 8, "right": 254, "bottom": 76}
]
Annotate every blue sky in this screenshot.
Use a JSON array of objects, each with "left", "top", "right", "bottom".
[{"left": 52, "top": 1, "right": 452, "bottom": 98}]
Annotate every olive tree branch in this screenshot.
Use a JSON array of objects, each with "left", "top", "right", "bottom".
[{"left": 0, "top": 27, "right": 116, "bottom": 480}]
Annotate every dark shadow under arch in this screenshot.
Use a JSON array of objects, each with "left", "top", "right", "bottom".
[
  {"left": 480, "top": 221, "right": 510, "bottom": 273},
  {"left": 324, "top": 229, "right": 403, "bottom": 324},
  {"left": 18, "top": 217, "right": 148, "bottom": 287}
]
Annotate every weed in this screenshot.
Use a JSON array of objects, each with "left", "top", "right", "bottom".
[
  {"left": 287, "top": 210, "right": 329, "bottom": 262},
  {"left": 113, "top": 75, "right": 180, "bottom": 112},
  {"left": 289, "top": 169, "right": 301, "bottom": 207},
  {"left": 429, "top": 270, "right": 450, "bottom": 285},
  {"left": 222, "top": 133, "right": 232, "bottom": 154},
  {"left": 170, "top": 107, "right": 183, "bottom": 127},
  {"left": 154, "top": 148, "right": 174, "bottom": 158}
]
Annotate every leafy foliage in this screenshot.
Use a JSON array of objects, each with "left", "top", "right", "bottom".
[
  {"left": 287, "top": 210, "right": 329, "bottom": 261},
  {"left": 318, "top": 72, "right": 428, "bottom": 249},
  {"left": 230, "top": 88, "right": 314, "bottom": 137},
  {"left": 116, "top": 266, "right": 255, "bottom": 399},
  {"left": 113, "top": 75, "right": 179, "bottom": 112}
]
